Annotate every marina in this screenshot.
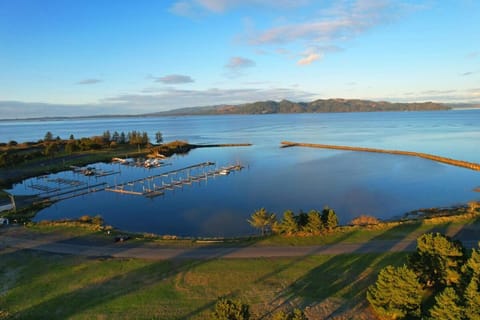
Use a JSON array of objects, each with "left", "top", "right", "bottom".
[{"left": 105, "top": 162, "right": 243, "bottom": 198}]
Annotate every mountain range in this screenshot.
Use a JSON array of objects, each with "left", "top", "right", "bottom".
[{"left": 147, "top": 99, "right": 450, "bottom": 116}]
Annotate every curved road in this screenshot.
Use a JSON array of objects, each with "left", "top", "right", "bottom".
[{"left": 1, "top": 226, "right": 479, "bottom": 260}]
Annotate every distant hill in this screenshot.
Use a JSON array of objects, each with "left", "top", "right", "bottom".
[{"left": 148, "top": 99, "right": 450, "bottom": 116}]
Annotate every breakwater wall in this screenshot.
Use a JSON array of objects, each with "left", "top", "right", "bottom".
[{"left": 281, "top": 141, "right": 480, "bottom": 171}]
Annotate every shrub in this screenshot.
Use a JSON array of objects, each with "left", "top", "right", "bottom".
[
  {"left": 350, "top": 215, "right": 380, "bottom": 226},
  {"left": 211, "top": 298, "right": 250, "bottom": 320}
]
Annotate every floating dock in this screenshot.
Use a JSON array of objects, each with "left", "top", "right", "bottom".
[{"left": 105, "top": 162, "right": 243, "bottom": 198}]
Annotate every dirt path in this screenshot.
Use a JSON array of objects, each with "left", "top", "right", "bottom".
[{"left": 1, "top": 226, "right": 479, "bottom": 260}]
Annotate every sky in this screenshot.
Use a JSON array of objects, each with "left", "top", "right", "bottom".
[{"left": 0, "top": 0, "right": 479, "bottom": 118}]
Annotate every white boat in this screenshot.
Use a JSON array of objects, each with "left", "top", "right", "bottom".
[{"left": 219, "top": 169, "right": 230, "bottom": 175}]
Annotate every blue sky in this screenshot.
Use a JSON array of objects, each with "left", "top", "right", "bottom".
[{"left": 0, "top": 0, "right": 479, "bottom": 118}]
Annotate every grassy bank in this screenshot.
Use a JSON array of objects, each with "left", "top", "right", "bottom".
[{"left": 0, "top": 248, "right": 405, "bottom": 319}]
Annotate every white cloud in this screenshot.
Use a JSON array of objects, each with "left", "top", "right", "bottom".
[{"left": 297, "top": 52, "right": 322, "bottom": 65}]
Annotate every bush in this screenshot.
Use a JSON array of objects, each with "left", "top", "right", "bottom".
[
  {"left": 212, "top": 298, "right": 250, "bottom": 320},
  {"left": 350, "top": 215, "right": 380, "bottom": 226}
]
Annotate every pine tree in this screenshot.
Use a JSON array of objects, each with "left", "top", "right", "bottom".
[
  {"left": 428, "top": 287, "right": 463, "bottom": 320},
  {"left": 321, "top": 206, "right": 338, "bottom": 231},
  {"left": 464, "top": 276, "right": 480, "bottom": 320},
  {"left": 247, "top": 208, "right": 276, "bottom": 236},
  {"left": 277, "top": 210, "right": 299, "bottom": 235},
  {"left": 367, "top": 265, "right": 423, "bottom": 319},
  {"left": 304, "top": 210, "right": 323, "bottom": 234},
  {"left": 408, "top": 233, "right": 466, "bottom": 288}
]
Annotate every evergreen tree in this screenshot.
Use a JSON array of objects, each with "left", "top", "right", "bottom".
[
  {"left": 321, "top": 206, "right": 338, "bottom": 231},
  {"left": 277, "top": 210, "right": 299, "bottom": 235},
  {"left": 248, "top": 208, "right": 276, "bottom": 236},
  {"left": 211, "top": 298, "right": 250, "bottom": 320},
  {"left": 464, "top": 276, "right": 480, "bottom": 320},
  {"left": 408, "top": 233, "right": 466, "bottom": 288},
  {"left": 304, "top": 210, "right": 323, "bottom": 234},
  {"left": 155, "top": 131, "right": 163, "bottom": 144},
  {"left": 112, "top": 131, "right": 120, "bottom": 143},
  {"left": 120, "top": 132, "right": 126, "bottom": 144},
  {"left": 102, "top": 130, "right": 111, "bottom": 143},
  {"left": 367, "top": 265, "right": 423, "bottom": 319},
  {"left": 428, "top": 287, "right": 463, "bottom": 320},
  {"left": 44, "top": 131, "right": 54, "bottom": 141}
]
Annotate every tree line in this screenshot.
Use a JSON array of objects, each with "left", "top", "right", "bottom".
[
  {"left": 248, "top": 207, "right": 339, "bottom": 236},
  {"left": 367, "top": 232, "right": 480, "bottom": 319},
  {"left": 0, "top": 130, "right": 163, "bottom": 167}
]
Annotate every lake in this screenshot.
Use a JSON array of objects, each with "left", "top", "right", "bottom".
[{"left": 2, "top": 110, "right": 479, "bottom": 237}]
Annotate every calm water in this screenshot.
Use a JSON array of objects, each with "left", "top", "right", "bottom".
[{"left": 2, "top": 110, "right": 479, "bottom": 237}]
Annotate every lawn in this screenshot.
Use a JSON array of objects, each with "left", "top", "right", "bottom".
[{"left": 0, "top": 247, "right": 407, "bottom": 319}]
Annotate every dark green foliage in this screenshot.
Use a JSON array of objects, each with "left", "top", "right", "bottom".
[
  {"left": 271, "top": 207, "right": 337, "bottom": 235},
  {"left": 368, "top": 236, "right": 480, "bottom": 319},
  {"left": 44, "top": 131, "right": 53, "bottom": 141},
  {"left": 304, "top": 210, "right": 323, "bottom": 234},
  {"left": 155, "top": 131, "right": 163, "bottom": 144},
  {"left": 212, "top": 298, "right": 250, "bottom": 320},
  {"left": 464, "top": 276, "right": 480, "bottom": 320},
  {"left": 275, "top": 210, "right": 299, "bottom": 235},
  {"left": 367, "top": 265, "right": 423, "bottom": 319},
  {"left": 407, "top": 233, "right": 466, "bottom": 288},
  {"left": 321, "top": 206, "right": 338, "bottom": 230},
  {"left": 271, "top": 308, "right": 307, "bottom": 320},
  {"left": 428, "top": 287, "right": 463, "bottom": 320}
]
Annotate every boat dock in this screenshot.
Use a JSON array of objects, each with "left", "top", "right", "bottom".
[{"left": 105, "top": 162, "right": 243, "bottom": 198}]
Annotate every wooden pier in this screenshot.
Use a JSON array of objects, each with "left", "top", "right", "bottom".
[{"left": 281, "top": 141, "right": 480, "bottom": 171}]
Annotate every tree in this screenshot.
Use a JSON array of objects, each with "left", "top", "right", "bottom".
[
  {"left": 211, "top": 298, "right": 250, "bottom": 320},
  {"left": 102, "top": 130, "right": 111, "bottom": 143},
  {"left": 304, "top": 209, "right": 323, "bottom": 234},
  {"left": 44, "top": 131, "right": 53, "bottom": 141},
  {"left": 271, "top": 308, "right": 307, "bottom": 320},
  {"left": 65, "top": 140, "right": 77, "bottom": 154},
  {"left": 321, "top": 206, "right": 338, "bottom": 231},
  {"left": 155, "top": 131, "right": 163, "bottom": 144},
  {"left": 276, "top": 210, "right": 299, "bottom": 235},
  {"left": 367, "top": 265, "right": 423, "bottom": 319},
  {"left": 428, "top": 287, "right": 463, "bottom": 320},
  {"left": 464, "top": 276, "right": 480, "bottom": 320},
  {"left": 69, "top": 134, "right": 75, "bottom": 140},
  {"left": 43, "top": 142, "right": 58, "bottom": 157},
  {"left": 248, "top": 208, "right": 276, "bottom": 236},
  {"left": 408, "top": 233, "right": 466, "bottom": 288},
  {"left": 111, "top": 131, "right": 120, "bottom": 143},
  {"left": 120, "top": 132, "right": 126, "bottom": 144}
]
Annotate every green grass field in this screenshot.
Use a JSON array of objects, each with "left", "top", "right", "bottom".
[
  {"left": 0, "top": 248, "right": 406, "bottom": 319},
  {"left": 1, "top": 210, "right": 478, "bottom": 319}
]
